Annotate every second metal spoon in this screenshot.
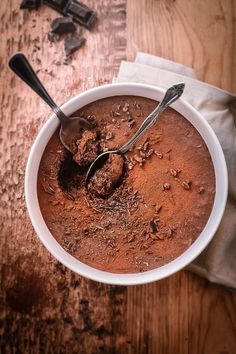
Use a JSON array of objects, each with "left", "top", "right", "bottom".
[
  {"left": 9, "top": 53, "right": 91, "bottom": 153},
  {"left": 85, "top": 83, "right": 185, "bottom": 184}
]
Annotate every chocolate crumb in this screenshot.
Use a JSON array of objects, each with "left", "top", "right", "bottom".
[
  {"left": 139, "top": 150, "right": 146, "bottom": 158},
  {"left": 122, "top": 102, "right": 129, "bottom": 112},
  {"left": 112, "top": 111, "right": 121, "bottom": 117},
  {"left": 198, "top": 186, "right": 205, "bottom": 194},
  {"left": 134, "top": 101, "right": 141, "bottom": 109},
  {"left": 105, "top": 132, "right": 114, "bottom": 140},
  {"left": 41, "top": 180, "right": 55, "bottom": 195},
  {"left": 65, "top": 37, "right": 86, "bottom": 56},
  {"left": 143, "top": 141, "right": 149, "bottom": 151},
  {"left": 182, "top": 180, "right": 192, "bottom": 190},
  {"left": 155, "top": 204, "right": 162, "bottom": 213},
  {"left": 154, "top": 150, "right": 163, "bottom": 159},
  {"left": 127, "top": 119, "right": 136, "bottom": 128},
  {"left": 162, "top": 183, "right": 171, "bottom": 191},
  {"left": 170, "top": 169, "right": 180, "bottom": 177},
  {"left": 146, "top": 149, "right": 154, "bottom": 158},
  {"left": 127, "top": 159, "right": 135, "bottom": 170}
]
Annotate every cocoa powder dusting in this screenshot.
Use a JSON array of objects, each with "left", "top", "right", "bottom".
[{"left": 37, "top": 96, "right": 215, "bottom": 273}]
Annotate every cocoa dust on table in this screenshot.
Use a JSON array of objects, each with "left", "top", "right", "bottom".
[{"left": 37, "top": 96, "right": 215, "bottom": 273}]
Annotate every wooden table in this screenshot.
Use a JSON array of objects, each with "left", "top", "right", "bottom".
[{"left": 1, "top": 1, "right": 236, "bottom": 353}]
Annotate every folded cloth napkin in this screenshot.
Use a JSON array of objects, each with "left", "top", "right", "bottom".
[{"left": 114, "top": 52, "right": 236, "bottom": 288}]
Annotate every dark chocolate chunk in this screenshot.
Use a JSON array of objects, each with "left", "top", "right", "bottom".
[
  {"left": 51, "top": 16, "right": 76, "bottom": 34},
  {"left": 43, "top": 0, "right": 66, "bottom": 10},
  {"left": 64, "top": 37, "right": 86, "bottom": 56},
  {"left": 65, "top": 0, "right": 97, "bottom": 29},
  {"left": 43, "top": 0, "right": 97, "bottom": 29},
  {"left": 20, "top": 0, "right": 41, "bottom": 9},
  {"left": 150, "top": 218, "right": 159, "bottom": 233}
]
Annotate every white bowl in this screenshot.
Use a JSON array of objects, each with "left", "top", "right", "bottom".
[{"left": 25, "top": 83, "right": 228, "bottom": 285}]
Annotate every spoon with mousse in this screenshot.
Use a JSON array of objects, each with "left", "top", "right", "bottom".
[{"left": 85, "top": 82, "right": 185, "bottom": 185}]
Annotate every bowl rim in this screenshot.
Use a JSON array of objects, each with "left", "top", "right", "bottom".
[{"left": 25, "top": 82, "right": 228, "bottom": 285}]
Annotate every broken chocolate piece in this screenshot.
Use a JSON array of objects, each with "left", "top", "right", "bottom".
[
  {"left": 51, "top": 16, "right": 76, "bottom": 34},
  {"left": 64, "top": 37, "right": 86, "bottom": 56},
  {"left": 43, "top": 0, "right": 97, "bottom": 29},
  {"left": 20, "top": 0, "right": 41, "bottom": 9}
]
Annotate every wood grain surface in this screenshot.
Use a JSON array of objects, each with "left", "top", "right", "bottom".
[{"left": 0, "top": 0, "right": 236, "bottom": 353}]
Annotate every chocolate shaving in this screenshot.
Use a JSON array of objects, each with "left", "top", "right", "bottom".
[
  {"left": 155, "top": 204, "right": 162, "bottom": 213},
  {"left": 182, "top": 180, "right": 192, "bottom": 190},
  {"left": 170, "top": 168, "right": 180, "bottom": 177},
  {"left": 122, "top": 102, "right": 129, "bottom": 112},
  {"left": 154, "top": 150, "right": 163, "bottom": 159},
  {"left": 150, "top": 218, "right": 159, "bottom": 233},
  {"left": 162, "top": 182, "right": 171, "bottom": 191},
  {"left": 198, "top": 186, "right": 205, "bottom": 194},
  {"left": 105, "top": 132, "right": 114, "bottom": 140}
]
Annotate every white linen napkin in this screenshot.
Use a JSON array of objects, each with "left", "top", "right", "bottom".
[{"left": 114, "top": 52, "right": 236, "bottom": 288}]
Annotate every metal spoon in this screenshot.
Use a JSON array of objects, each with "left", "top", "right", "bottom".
[
  {"left": 85, "top": 83, "right": 185, "bottom": 184},
  {"left": 9, "top": 53, "right": 91, "bottom": 153}
]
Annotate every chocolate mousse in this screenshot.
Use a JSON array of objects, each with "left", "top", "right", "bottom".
[
  {"left": 37, "top": 95, "right": 215, "bottom": 273},
  {"left": 73, "top": 130, "right": 99, "bottom": 166}
]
